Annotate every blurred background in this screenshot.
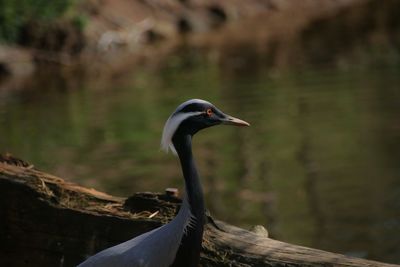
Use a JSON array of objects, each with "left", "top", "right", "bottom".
[{"left": 1, "top": 0, "right": 399, "bottom": 264}]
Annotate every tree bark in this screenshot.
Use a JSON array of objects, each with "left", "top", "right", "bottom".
[{"left": 0, "top": 156, "right": 397, "bottom": 267}]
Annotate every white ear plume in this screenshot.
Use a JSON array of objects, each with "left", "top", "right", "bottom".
[{"left": 161, "top": 111, "right": 202, "bottom": 155}]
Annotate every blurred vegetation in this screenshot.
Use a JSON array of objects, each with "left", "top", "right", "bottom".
[{"left": 0, "top": 0, "right": 81, "bottom": 43}]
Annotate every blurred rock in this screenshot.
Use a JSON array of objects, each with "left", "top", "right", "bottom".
[
  {"left": 1, "top": 0, "right": 399, "bottom": 82},
  {"left": 190, "top": 0, "right": 400, "bottom": 70},
  {"left": 250, "top": 225, "right": 269, "bottom": 237}
]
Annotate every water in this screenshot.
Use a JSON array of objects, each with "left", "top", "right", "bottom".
[{"left": 1, "top": 59, "right": 399, "bottom": 264}]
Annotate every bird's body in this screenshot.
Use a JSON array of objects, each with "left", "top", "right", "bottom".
[
  {"left": 78, "top": 99, "right": 249, "bottom": 267},
  {"left": 78, "top": 198, "right": 194, "bottom": 267}
]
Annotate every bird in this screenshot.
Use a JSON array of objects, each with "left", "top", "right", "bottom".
[{"left": 77, "top": 99, "right": 249, "bottom": 267}]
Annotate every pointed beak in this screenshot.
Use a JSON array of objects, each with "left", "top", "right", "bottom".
[{"left": 220, "top": 114, "right": 250, "bottom": 127}]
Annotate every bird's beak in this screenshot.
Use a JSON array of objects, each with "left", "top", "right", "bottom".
[{"left": 220, "top": 114, "right": 250, "bottom": 127}]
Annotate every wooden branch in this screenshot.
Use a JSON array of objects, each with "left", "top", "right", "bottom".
[{"left": 0, "top": 156, "right": 397, "bottom": 267}]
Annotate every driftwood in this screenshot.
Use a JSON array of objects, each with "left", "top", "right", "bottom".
[{"left": 0, "top": 155, "right": 398, "bottom": 267}]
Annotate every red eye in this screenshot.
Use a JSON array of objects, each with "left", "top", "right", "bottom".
[{"left": 206, "top": 108, "right": 213, "bottom": 116}]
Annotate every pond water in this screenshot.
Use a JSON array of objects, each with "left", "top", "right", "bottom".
[{"left": 1, "top": 58, "right": 399, "bottom": 264}]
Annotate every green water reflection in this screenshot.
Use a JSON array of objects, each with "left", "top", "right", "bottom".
[{"left": 1, "top": 61, "right": 399, "bottom": 264}]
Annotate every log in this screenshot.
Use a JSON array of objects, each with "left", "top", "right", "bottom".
[{"left": 0, "top": 155, "right": 398, "bottom": 267}]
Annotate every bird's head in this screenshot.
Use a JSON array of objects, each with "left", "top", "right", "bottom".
[{"left": 161, "top": 99, "right": 249, "bottom": 154}]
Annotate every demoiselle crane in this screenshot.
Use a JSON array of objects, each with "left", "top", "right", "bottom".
[{"left": 78, "top": 99, "right": 249, "bottom": 267}]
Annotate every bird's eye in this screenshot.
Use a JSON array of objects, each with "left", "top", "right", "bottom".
[{"left": 206, "top": 108, "right": 213, "bottom": 117}]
